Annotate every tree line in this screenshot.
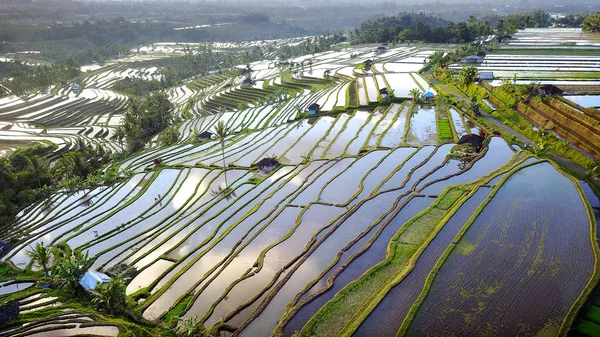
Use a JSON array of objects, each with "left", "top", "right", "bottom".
[
  {"left": 349, "top": 11, "right": 553, "bottom": 44},
  {"left": 3, "top": 58, "right": 80, "bottom": 97}
]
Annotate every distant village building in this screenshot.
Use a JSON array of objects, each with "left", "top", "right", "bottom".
[
  {"left": 379, "top": 88, "right": 389, "bottom": 99},
  {"left": 308, "top": 103, "right": 320, "bottom": 115},
  {"left": 376, "top": 46, "right": 388, "bottom": 53},
  {"left": 79, "top": 270, "right": 111, "bottom": 290},
  {"left": 252, "top": 158, "right": 279, "bottom": 173},
  {"left": 197, "top": 131, "right": 213, "bottom": 142},
  {"left": 72, "top": 83, "right": 81, "bottom": 93},
  {"left": 478, "top": 71, "right": 494, "bottom": 82}
]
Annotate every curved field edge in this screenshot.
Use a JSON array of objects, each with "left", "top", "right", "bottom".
[
  {"left": 294, "top": 151, "right": 532, "bottom": 337},
  {"left": 395, "top": 158, "right": 600, "bottom": 337}
]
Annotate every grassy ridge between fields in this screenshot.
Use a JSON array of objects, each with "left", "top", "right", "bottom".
[{"left": 298, "top": 151, "right": 532, "bottom": 337}]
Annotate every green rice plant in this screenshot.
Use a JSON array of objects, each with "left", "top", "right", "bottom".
[
  {"left": 585, "top": 306, "right": 600, "bottom": 325},
  {"left": 577, "top": 320, "right": 600, "bottom": 337}
]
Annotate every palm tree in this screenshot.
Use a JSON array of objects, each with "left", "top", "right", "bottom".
[
  {"left": 26, "top": 242, "right": 52, "bottom": 276},
  {"left": 470, "top": 97, "right": 482, "bottom": 116},
  {"left": 409, "top": 88, "right": 421, "bottom": 103},
  {"left": 111, "top": 126, "right": 126, "bottom": 147},
  {"left": 26, "top": 155, "right": 49, "bottom": 189},
  {"left": 214, "top": 121, "right": 230, "bottom": 187},
  {"left": 91, "top": 276, "right": 127, "bottom": 315}
]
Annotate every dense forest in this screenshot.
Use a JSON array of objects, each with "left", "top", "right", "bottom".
[
  {"left": 349, "top": 11, "right": 553, "bottom": 44},
  {"left": 5, "top": 59, "right": 81, "bottom": 96}
]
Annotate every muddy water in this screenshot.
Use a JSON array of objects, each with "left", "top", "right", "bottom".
[
  {"left": 200, "top": 204, "right": 344, "bottom": 327},
  {"left": 345, "top": 112, "right": 383, "bottom": 155},
  {"left": 353, "top": 182, "right": 498, "bottom": 337},
  {"left": 284, "top": 196, "right": 432, "bottom": 336},
  {"left": 449, "top": 109, "right": 468, "bottom": 137},
  {"left": 239, "top": 191, "right": 406, "bottom": 337},
  {"left": 420, "top": 137, "right": 515, "bottom": 195},
  {"left": 408, "top": 163, "right": 595, "bottom": 336},
  {"left": 405, "top": 106, "right": 437, "bottom": 146},
  {"left": 312, "top": 115, "right": 348, "bottom": 159},
  {"left": 144, "top": 164, "right": 325, "bottom": 320},
  {"left": 183, "top": 207, "right": 304, "bottom": 321},
  {"left": 324, "top": 112, "right": 370, "bottom": 158},
  {"left": 367, "top": 104, "right": 401, "bottom": 148},
  {"left": 380, "top": 104, "right": 411, "bottom": 148},
  {"left": 284, "top": 117, "right": 336, "bottom": 163},
  {"left": 126, "top": 259, "right": 174, "bottom": 295},
  {"left": 320, "top": 151, "right": 389, "bottom": 205},
  {"left": 563, "top": 95, "right": 600, "bottom": 108}
]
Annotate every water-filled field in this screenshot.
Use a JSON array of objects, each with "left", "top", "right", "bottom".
[{"left": 1, "top": 33, "right": 598, "bottom": 337}]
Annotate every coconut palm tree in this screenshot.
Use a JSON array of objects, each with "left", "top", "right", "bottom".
[
  {"left": 26, "top": 155, "right": 49, "bottom": 189},
  {"left": 409, "top": 88, "right": 421, "bottom": 103},
  {"left": 111, "top": 126, "right": 126, "bottom": 147},
  {"left": 26, "top": 242, "right": 52, "bottom": 276},
  {"left": 91, "top": 276, "right": 127, "bottom": 315},
  {"left": 214, "top": 121, "right": 230, "bottom": 187}
]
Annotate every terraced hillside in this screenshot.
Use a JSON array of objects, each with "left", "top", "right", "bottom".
[{"left": 0, "top": 38, "right": 599, "bottom": 337}]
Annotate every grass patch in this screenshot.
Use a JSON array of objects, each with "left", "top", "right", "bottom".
[
  {"left": 162, "top": 294, "right": 193, "bottom": 324},
  {"left": 438, "top": 120, "right": 453, "bottom": 140},
  {"left": 578, "top": 320, "right": 600, "bottom": 337}
]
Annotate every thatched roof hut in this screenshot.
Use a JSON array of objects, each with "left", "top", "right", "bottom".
[{"left": 458, "top": 134, "right": 485, "bottom": 152}]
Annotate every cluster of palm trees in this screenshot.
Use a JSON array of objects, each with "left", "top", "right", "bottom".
[
  {"left": 112, "top": 94, "right": 175, "bottom": 152},
  {"left": 26, "top": 241, "right": 131, "bottom": 316},
  {"left": 409, "top": 88, "right": 421, "bottom": 102}
]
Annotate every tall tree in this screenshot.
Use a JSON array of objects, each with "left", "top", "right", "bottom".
[
  {"left": 582, "top": 14, "right": 600, "bottom": 32},
  {"left": 26, "top": 155, "right": 49, "bottom": 189},
  {"left": 26, "top": 242, "right": 52, "bottom": 276},
  {"left": 214, "top": 121, "right": 230, "bottom": 187}
]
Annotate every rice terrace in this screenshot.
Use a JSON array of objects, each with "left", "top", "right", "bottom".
[{"left": 0, "top": 2, "right": 599, "bottom": 337}]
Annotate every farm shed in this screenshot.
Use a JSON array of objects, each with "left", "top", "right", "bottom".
[
  {"left": 197, "top": 131, "right": 213, "bottom": 142},
  {"left": 242, "top": 78, "right": 254, "bottom": 86},
  {"left": 422, "top": 91, "right": 435, "bottom": 102},
  {"left": 540, "top": 84, "right": 564, "bottom": 96},
  {"left": 364, "top": 59, "right": 374, "bottom": 67},
  {"left": 379, "top": 88, "right": 389, "bottom": 99},
  {"left": 79, "top": 270, "right": 111, "bottom": 290},
  {"left": 252, "top": 158, "right": 279, "bottom": 173},
  {"left": 308, "top": 103, "right": 320, "bottom": 115},
  {"left": 458, "top": 134, "right": 485, "bottom": 152}
]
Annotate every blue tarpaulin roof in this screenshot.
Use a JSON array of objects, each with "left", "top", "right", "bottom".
[
  {"left": 423, "top": 92, "right": 435, "bottom": 98},
  {"left": 79, "top": 271, "right": 111, "bottom": 290}
]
